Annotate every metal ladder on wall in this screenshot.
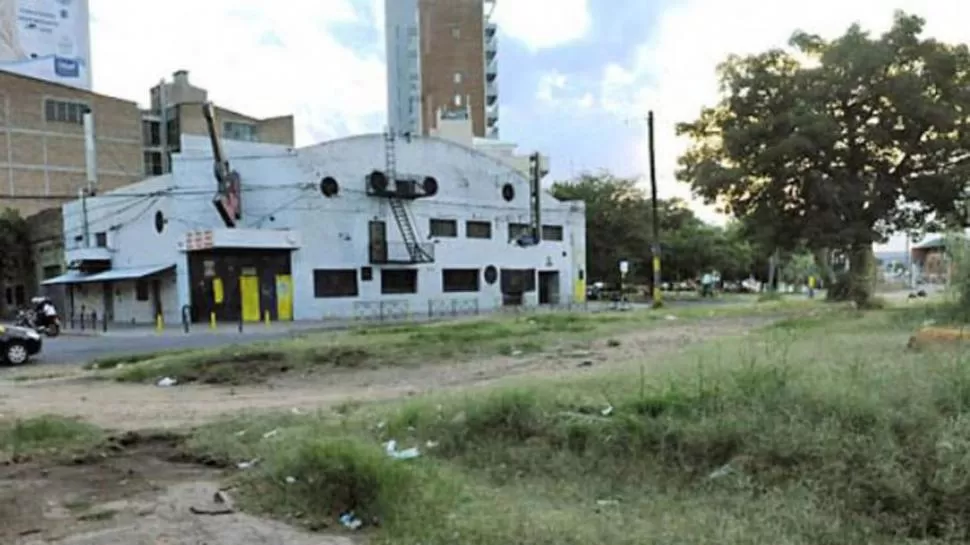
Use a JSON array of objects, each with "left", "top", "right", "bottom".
[{"left": 383, "top": 131, "right": 432, "bottom": 263}]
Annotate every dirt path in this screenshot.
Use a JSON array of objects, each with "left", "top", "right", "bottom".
[
  {"left": 0, "top": 316, "right": 770, "bottom": 430},
  {"left": 3, "top": 433, "right": 354, "bottom": 545}
]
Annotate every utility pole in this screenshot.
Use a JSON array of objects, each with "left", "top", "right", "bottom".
[
  {"left": 158, "top": 78, "right": 169, "bottom": 174},
  {"left": 647, "top": 111, "right": 662, "bottom": 307}
]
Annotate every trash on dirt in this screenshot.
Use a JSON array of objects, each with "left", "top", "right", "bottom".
[
  {"left": 190, "top": 491, "right": 235, "bottom": 516},
  {"left": 376, "top": 421, "right": 387, "bottom": 430},
  {"left": 511, "top": 349, "right": 523, "bottom": 356},
  {"left": 233, "top": 430, "right": 246, "bottom": 437},
  {"left": 156, "top": 377, "right": 177, "bottom": 387},
  {"left": 262, "top": 428, "right": 280, "bottom": 439},
  {"left": 290, "top": 408, "right": 303, "bottom": 415},
  {"left": 708, "top": 463, "right": 734, "bottom": 480},
  {"left": 425, "top": 440, "right": 439, "bottom": 449},
  {"left": 665, "top": 315, "right": 677, "bottom": 321},
  {"left": 600, "top": 405, "right": 614, "bottom": 417},
  {"left": 596, "top": 499, "right": 620, "bottom": 507},
  {"left": 578, "top": 360, "right": 594, "bottom": 367},
  {"left": 285, "top": 476, "right": 297, "bottom": 484},
  {"left": 384, "top": 439, "right": 420, "bottom": 460},
  {"left": 236, "top": 458, "right": 260, "bottom": 469},
  {"left": 339, "top": 511, "right": 364, "bottom": 530}
]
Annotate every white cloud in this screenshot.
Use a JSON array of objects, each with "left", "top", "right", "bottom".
[
  {"left": 536, "top": 71, "right": 596, "bottom": 111},
  {"left": 492, "top": 0, "right": 590, "bottom": 51},
  {"left": 600, "top": 0, "right": 970, "bottom": 227},
  {"left": 89, "top": 0, "right": 386, "bottom": 146}
]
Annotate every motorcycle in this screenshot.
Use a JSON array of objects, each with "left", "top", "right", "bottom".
[{"left": 16, "top": 310, "right": 61, "bottom": 338}]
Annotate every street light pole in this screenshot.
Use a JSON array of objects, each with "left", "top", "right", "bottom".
[{"left": 648, "top": 111, "right": 662, "bottom": 307}]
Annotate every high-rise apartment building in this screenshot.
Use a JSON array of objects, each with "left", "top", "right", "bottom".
[{"left": 385, "top": 0, "right": 499, "bottom": 139}]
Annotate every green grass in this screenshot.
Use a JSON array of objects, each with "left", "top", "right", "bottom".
[
  {"left": 0, "top": 415, "right": 103, "bottom": 459},
  {"left": 176, "top": 302, "right": 970, "bottom": 544},
  {"left": 94, "top": 302, "right": 815, "bottom": 386}
]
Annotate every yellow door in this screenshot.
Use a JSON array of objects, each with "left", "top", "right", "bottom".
[
  {"left": 276, "top": 274, "right": 293, "bottom": 321},
  {"left": 239, "top": 275, "right": 261, "bottom": 322}
]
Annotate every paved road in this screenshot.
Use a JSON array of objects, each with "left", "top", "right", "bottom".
[{"left": 36, "top": 328, "right": 306, "bottom": 366}]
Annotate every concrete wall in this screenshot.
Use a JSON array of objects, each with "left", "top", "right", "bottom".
[
  {"left": 0, "top": 71, "right": 144, "bottom": 218},
  {"left": 60, "top": 134, "right": 586, "bottom": 322}
]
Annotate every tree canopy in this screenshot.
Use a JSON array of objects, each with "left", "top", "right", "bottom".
[
  {"left": 0, "top": 208, "right": 31, "bottom": 316},
  {"left": 551, "top": 173, "right": 759, "bottom": 285},
  {"left": 676, "top": 12, "right": 970, "bottom": 305}
]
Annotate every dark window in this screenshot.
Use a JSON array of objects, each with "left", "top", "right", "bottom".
[
  {"left": 484, "top": 265, "right": 498, "bottom": 285},
  {"left": 14, "top": 285, "right": 24, "bottom": 306},
  {"left": 429, "top": 219, "right": 458, "bottom": 237},
  {"left": 542, "top": 225, "right": 564, "bottom": 241},
  {"left": 224, "top": 121, "right": 258, "bottom": 142},
  {"left": 501, "top": 183, "right": 515, "bottom": 201},
  {"left": 136, "top": 279, "right": 149, "bottom": 301},
  {"left": 142, "top": 120, "right": 161, "bottom": 146},
  {"left": 509, "top": 223, "right": 531, "bottom": 240},
  {"left": 466, "top": 220, "right": 492, "bottom": 239},
  {"left": 314, "top": 269, "right": 358, "bottom": 298},
  {"left": 42, "top": 265, "right": 61, "bottom": 279},
  {"left": 154, "top": 210, "right": 165, "bottom": 233},
  {"left": 381, "top": 269, "right": 417, "bottom": 294},
  {"left": 360, "top": 267, "right": 373, "bottom": 281},
  {"left": 95, "top": 232, "right": 107, "bottom": 247},
  {"left": 144, "top": 151, "right": 163, "bottom": 176},
  {"left": 4, "top": 287, "right": 11, "bottom": 305},
  {"left": 44, "top": 99, "right": 89, "bottom": 124},
  {"left": 443, "top": 269, "right": 479, "bottom": 293}
]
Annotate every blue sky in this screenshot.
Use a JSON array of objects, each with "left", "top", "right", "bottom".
[{"left": 88, "top": 0, "right": 970, "bottom": 250}]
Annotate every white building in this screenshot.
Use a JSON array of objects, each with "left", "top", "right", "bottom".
[{"left": 43, "top": 134, "right": 587, "bottom": 325}]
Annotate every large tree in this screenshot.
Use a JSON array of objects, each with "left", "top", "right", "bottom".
[{"left": 677, "top": 12, "right": 970, "bottom": 307}]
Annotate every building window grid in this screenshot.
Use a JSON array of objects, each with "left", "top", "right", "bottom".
[{"left": 44, "top": 98, "right": 89, "bottom": 124}]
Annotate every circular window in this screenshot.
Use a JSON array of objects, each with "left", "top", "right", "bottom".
[
  {"left": 484, "top": 265, "right": 498, "bottom": 285},
  {"left": 154, "top": 210, "right": 165, "bottom": 234},
  {"left": 320, "top": 176, "right": 339, "bottom": 197},
  {"left": 422, "top": 176, "right": 439, "bottom": 196},
  {"left": 501, "top": 183, "right": 515, "bottom": 202},
  {"left": 369, "top": 170, "right": 388, "bottom": 192}
]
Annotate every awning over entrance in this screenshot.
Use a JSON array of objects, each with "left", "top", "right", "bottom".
[{"left": 41, "top": 264, "right": 175, "bottom": 285}]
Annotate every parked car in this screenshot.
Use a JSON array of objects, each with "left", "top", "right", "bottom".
[{"left": 0, "top": 324, "right": 43, "bottom": 365}]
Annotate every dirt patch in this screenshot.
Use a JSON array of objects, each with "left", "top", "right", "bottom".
[
  {"left": 0, "top": 316, "right": 772, "bottom": 430},
  {"left": 2, "top": 433, "right": 353, "bottom": 545}
]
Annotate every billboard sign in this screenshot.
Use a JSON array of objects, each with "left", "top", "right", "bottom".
[{"left": 0, "top": 0, "right": 91, "bottom": 89}]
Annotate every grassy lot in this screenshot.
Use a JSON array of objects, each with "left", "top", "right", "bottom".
[
  {"left": 87, "top": 298, "right": 821, "bottom": 385},
  {"left": 158, "top": 302, "right": 970, "bottom": 544}
]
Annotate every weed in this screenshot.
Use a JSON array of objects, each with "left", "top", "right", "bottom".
[{"left": 0, "top": 415, "right": 102, "bottom": 457}]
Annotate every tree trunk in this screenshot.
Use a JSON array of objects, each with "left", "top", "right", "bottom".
[
  {"left": 767, "top": 250, "right": 778, "bottom": 291},
  {"left": 848, "top": 244, "right": 875, "bottom": 308},
  {"left": 813, "top": 248, "right": 837, "bottom": 285}
]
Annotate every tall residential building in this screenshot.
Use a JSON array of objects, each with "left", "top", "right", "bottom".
[{"left": 385, "top": 0, "right": 499, "bottom": 139}]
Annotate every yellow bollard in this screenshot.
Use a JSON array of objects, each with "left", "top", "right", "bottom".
[
  {"left": 210, "top": 312, "right": 217, "bottom": 330},
  {"left": 264, "top": 310, "right": 271, "bottom": 327},
  {"left": 155, "top": 314, "right": 163, "bottom": 332}
]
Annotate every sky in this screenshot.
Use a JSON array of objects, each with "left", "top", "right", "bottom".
[{"left": 87, "top": 0, "right": 970, "bottom": 252}]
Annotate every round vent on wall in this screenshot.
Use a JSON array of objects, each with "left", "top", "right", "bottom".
[
  {"left": 320, "top": 176, "right": 339, "bottom": 197},
  {"left": 154, "top": 210, "right": 165, "bottom": 234},
  {"left": 368, "top": 170, "right": 388, "bottom": 192},
  {"left": 422, "top": 176, "right": 439, "bottom": 196},
  {"left": 484, "top": 265, "right": 498, "bottom": 285},
  {"left": 501, "top": 183, "right": 515, "bottom": 202}
]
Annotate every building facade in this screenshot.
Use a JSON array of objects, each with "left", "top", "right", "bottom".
[
  {"left": 45, "top": 134, "right": 586, "bottom": 325},
  {"left": 142, "top": 70, "right": 295, "bottom": 176},
  {"left": 385, "top": 0, "right": 499, "bottom": 139},
  {"left": 0, "top": 69, "right": 295, "bottom": 309},
  {"left": 0, "top": 70, "right": 144, "bottom": 219}
]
